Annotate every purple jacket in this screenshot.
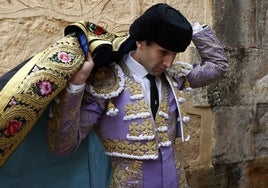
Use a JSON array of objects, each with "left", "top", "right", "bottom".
[{"left": 47, "top": 25, "right": 228, "bottom": 187}]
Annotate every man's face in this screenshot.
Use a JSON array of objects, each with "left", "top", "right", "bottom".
[{"left": 134, "top": 41, "right": 177, "bottom": 76}]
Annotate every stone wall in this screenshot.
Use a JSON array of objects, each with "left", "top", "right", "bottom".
[
  {"left": 0, "top": 0, "right": 267, "bottom": 187},
  {"left": 0, "top": 0, "right": 211, "bottom": 75},
  {"left": 211, "top": 0, "right": 268, "bottom": 187}
]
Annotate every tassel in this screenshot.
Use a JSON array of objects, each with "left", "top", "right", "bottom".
[{"left": 106, "top": 99, "right": 119, "bottom": 117}]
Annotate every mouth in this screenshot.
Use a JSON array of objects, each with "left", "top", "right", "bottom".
[
  {"left": 157, "top": 67, "right": 166, "bottom": 72},
  {"left": 153, "top": 68, "right": 165, "bottom": 76}
]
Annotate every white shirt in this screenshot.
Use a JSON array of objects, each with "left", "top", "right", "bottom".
[
  {"left": 124, "top": 51, "right": 162, "bottom": 103},
  {"left": 68, "top": 51, "right": 163, "bottom": 106}
]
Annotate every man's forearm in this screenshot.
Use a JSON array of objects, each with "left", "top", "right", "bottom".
[{"left": 47, "top": 89, "right": 84, "bottom": 156}]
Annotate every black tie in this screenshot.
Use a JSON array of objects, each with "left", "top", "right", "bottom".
[{"left": 146, "top": 74, "right": 159, "bottom": 119}]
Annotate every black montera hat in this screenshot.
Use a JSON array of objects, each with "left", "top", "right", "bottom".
[{"left": 129, "top": 3, "right": 193, "bottom": 52}]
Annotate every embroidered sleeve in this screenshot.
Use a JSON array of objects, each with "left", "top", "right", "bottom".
[
  {"left": 165, "top": 61, "right": 193, "bottom": 90},
  {"left": 47, "top": 88, "right": 105, "bottom": 156},
  {"left": 187, "top": 25, "right": 228, "bottom": 88}
]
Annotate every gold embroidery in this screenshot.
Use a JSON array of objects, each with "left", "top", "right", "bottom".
[
  {"left": 155, "top": 110, "right": 167, "bottom": 124},
  {"left": 128, "top": 81, "right": 144, "bottom": 98},
  {"left": 174, "top": 141, "right": 190, "bottom": 188},
  {"left": 65, "top": 21, "right": 129, "bottom": 54},
  {"left": 158, "top": 132, "right": 170, "bottom": 143},
  {"left": 110, "top": 158, "right": 143, "bottom": 188},
  {"left": 159, "top": 101, "right": 169, "bottom": 112},
  {"left": 102, "top": 139, "right": 158, "bottom": 159},
  {"left": 94, "top": 61, "right": 181, "bottom": 159},
  {"left": 124, "top": 100, "right": 150, "bottom": 117},
  {"left": 128, "top": 120, "right": 154, "bottom": 139},
  {"left": 154, "top": 80, "right": 172, "bottom": 147},
  {"left": 87, "top": 64, "right": 125, "bottom": 117},
  {"left": 173, "top": 85, "right": 191, "bottom": 141},
  {"left": 0, "top": 34, "right": 85, "bottom": 167},
  {"left": 88, "top": 65, "right": 123, "bottom": 98},
  {"left": 47, "top": 91, "right": 81, "bottom": 153}
]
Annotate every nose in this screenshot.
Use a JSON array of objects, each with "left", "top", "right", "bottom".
[
  {"left": 163, "top": 54, "right": 176, "bottom": 68},
  {"left": 164, "top": 61, "right": 172, "bottom": 68}
]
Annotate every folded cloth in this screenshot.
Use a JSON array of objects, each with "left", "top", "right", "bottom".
[
  {"left": 65, "top": 21, "right": 136, "bottom": 71},
  {"left": 0, "top": 21, "right": 135, "bottom": 167},
  {"left": 0, "top": 105, "right": 112, "bottom": 188}
]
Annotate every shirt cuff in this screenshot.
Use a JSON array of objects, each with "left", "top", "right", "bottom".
[
  {"left": 192, "top": 22, "right": 207, "bottom": 35},
  {"left": 67, "top": 83, "right": 85, "bottom": 93}
]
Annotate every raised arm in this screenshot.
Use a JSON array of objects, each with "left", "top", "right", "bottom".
[{"left": 187, "top": 23, "right": 228, "bottom": 88}]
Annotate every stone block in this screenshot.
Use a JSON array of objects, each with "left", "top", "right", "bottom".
[
  {"left": 176, "top": 106, "right": 214, "bottom": 168},
  {"left": 213, "top": 0, "right": 255, "bottom": 48},
  {"left": 207, "top": 48, "right": 268, "bottom": 107},
  {"left": 213, "top": 0, "right": 267, "bottom": 49},
  {"left": 254, "top": 103, "right": 268, "bottom": 157},
  {"left": 208, "top": 47, "right": 245, "bottom": 107},
  {"left": 186, "top": 166, "right": 228, "bottom": 188},
  {"left": 255, "top": 0, "right": 268, "bottom": 49},
  {"left": 243, "top": 157, "right": 268, "bottom": 187},
  {"left": 213, "top": 106, "right": 255, "bottom": 164}
]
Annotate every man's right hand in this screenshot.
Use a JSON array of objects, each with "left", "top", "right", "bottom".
[{"left": 69, "top": 53, "right": 94, "bottom": 85}]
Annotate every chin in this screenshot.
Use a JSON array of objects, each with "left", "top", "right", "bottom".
[{"left": 154, "top": 72, "right": 163, "bottom": 77}]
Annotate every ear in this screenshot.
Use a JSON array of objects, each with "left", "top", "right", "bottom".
[{"left": 136, "top": 41, "right": 142, "bottom": 48}]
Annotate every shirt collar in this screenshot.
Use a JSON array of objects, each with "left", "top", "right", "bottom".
[{"left": 125, "top": 51, "right": 148, "bottom": 78}]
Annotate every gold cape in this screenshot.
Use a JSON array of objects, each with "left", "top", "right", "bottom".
[{"left": 0, "top": 21, "right": 131, "bottom": 167}]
